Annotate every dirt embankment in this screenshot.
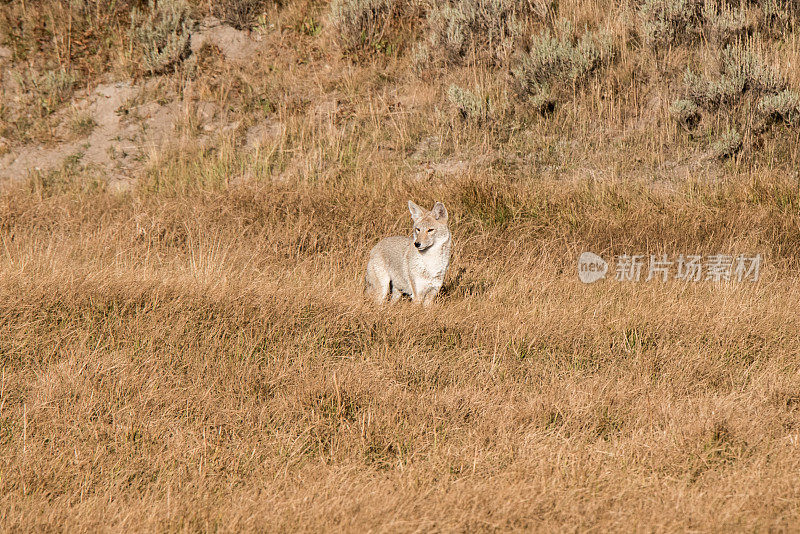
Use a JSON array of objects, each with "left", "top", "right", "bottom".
[{"left": 0, "top": 17, "right": 276, "bottom": 189}]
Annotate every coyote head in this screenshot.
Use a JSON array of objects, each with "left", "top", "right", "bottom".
[{"left": 408, "top": 201, "right": 449, "bottom": 251}]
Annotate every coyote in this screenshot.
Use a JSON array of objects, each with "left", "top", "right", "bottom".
[{"left": 365, "top": 201, "right": 452, "bottom": 306}]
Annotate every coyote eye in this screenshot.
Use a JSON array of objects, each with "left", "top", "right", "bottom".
[{"left": 415, "top": 228, "right": 420, "bottom": 233}]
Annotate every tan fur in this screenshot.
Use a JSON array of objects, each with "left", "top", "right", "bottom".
[{"left": 365, "top": 201, "right": 452, "bottom": 306}]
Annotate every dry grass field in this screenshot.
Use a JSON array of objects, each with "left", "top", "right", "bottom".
[{"left": 3, "top": 0, "right": 800, "bottom": 531}]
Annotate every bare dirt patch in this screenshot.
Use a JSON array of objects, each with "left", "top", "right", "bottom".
[{"left": 0, "top": 18, "right": 267, "bottom": 189}]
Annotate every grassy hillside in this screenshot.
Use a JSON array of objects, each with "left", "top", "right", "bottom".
[{"left": 2, "top": 0, "right": 800, "bottom": 531}]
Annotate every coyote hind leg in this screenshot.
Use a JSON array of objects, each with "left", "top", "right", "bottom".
[
  {"left": 390, "top": 282, "right": 404, "bottom": 303},
  {"left": 364, "top": 260, "right": 390, "bottom": 304}
]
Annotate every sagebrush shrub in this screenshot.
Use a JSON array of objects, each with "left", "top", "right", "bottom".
[
  {"left": 682, "top": 43, "right": 784, "bottom": 110},
  {"left": 676, "top": 40, "right": 795, "bottom": 151},
  {"left": 760, "top": 0, "right": 791, "bottom": 33},
  {"left": 330, "top": 0, "right": 398, "bottom": 54},
  {"left": 757, "top": 89, "right": 800, "bottom": 126},
  {"left": 447, "top": 84, "right": 492, "bottom": 122},
  {"left": 712, "top": 128, "right": 742, "bottom": 158},
  {"left": 130, "top": 0, "right": 194, "bottom": 75},
  {"left": 424, "top": 0, "right": 530, "bottom": 65},
  {"left": 638, "top": 1, "right": 789, "bottom": 52},
  {"left": 702, "top": 1, "right": 750, "bottom": 45},
  {"left": 683, "top": 69, "right": 740, "bottom": 108},
  {"left": 17, "top": 69, "right": 78, "bottom": 117},
  {"left": 669, "top": 98, "right": 700, "bottom": 128},
  {"left": 511, "top": 24, "right": 613, "bottom": 102},
  {"left": 721, "top": 43, "right": 784, "bottom": 95},
  {"left": 638, "top": 0, "right": 700, "bottom": 50},
  {"left": 211, "top": 0, "right": 272, "bottom": 30},
  {"left": 43, "top": 69, "right": 77, "bottom": 109}
]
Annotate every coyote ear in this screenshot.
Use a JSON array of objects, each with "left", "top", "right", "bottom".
[
  {"left": 431, "top": 202, "right": 448, "bottom": 222},
  {"left": 408, "top": 200, "right": 424, "bottom": 221}
]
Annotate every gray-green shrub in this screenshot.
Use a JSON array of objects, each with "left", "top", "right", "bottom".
[
  {"left": 16, "top": 69, "right": 78, "bottom": 117},
  {"left": 447, "top": 84, "right": 492, "bottom": 122},
  {"left": 212, "top": 0, "right": 273, "bottom": 30},
  {"left": 423, "top": 0, "right": 530, "bottom": 65},
  {"left": 702, "top": 2, "right": 750, "bottom": 45},
  {"left": 757, "top": 89, "right": 800, "bottom": 126},
  {"left": 638, "top": 0, "right": 700, "bottom": 50},
  {"left": 682, "top": 43, "right": 784, "bottom": 110},
  {"left": 712, "top": 128, "right": 742, "bottom": 158},
  {"left": 330, "top": 0, "right": 400, "bottom": 54},
  {"left": 669, "top": 98, "right": 700, "bottom": 128},
  {"left": 511, "top": 24, "right": 613, "bottom": 103},
  {"left": 130, "top": 0, "right": 194, "bottom": 75}
]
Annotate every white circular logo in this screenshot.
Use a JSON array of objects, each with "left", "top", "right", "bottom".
[{"left": 578, "top": 252, "right": 607, "bottom": 283}]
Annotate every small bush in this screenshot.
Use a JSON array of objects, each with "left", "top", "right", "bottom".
[
  {"left": 712, "top": 128, "right": 742, "bottom": 158},
  {"left": 757, "top": 89, "right": 800, "bottom": 126},
  {"left": 683, "top": 69, "right": 741, "bottom": 109},
  {"left": 130, "top": 0, "right": 194, "bottom": 75},
  {"left": 447, "top": 84, "right": 492, "bottom": 122},
  {"left": 760, "top": 0, "right": 791, "bottom": 33},
  {"left": 211, "top": 0, "right": 273, "bottom": 30},
  {"left": 16, "top": 69, "right": 78, "bottom": 117},
  {"left": 676, "top": 41, "right": 795, "bottom": 151},
  {"left": 682, "top": 43, "right": 785, "bottom": 111},
  {"left": 330, "top": 0, "right": 399, "bottom": 54},
  {"left": 40, "top": 69, "right": 78, "bottom": 115},
  {"left": 721, "top": 43, "right": 784, "bottom": 95},
  {"left": 669, "top": 98, "right": 700, "bottom": 128},
  {"left": 411, "top": 42, "right": 432, "bottom": 70},
  {"left": 528, "top": 89, "right": 556, "bottom": 115},
  {"left": 638, "top": 0, "right": 701, "bottom": 50},
  {"left": 702, "top": 2, "right": 751, "bottom": 45},
  {"left": 512, "top": 24, "right": 613, "bottom": 102},
  {"left": 423, "top": 0, "right": 529, "bottom": 65}
]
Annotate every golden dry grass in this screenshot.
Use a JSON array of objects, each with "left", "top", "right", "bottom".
[
  {"left": 3, "top": 0, "right": 800, "bottom": 531},
  {"left": 3, "top": 168, "right": 800, "bottom": 531}
]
